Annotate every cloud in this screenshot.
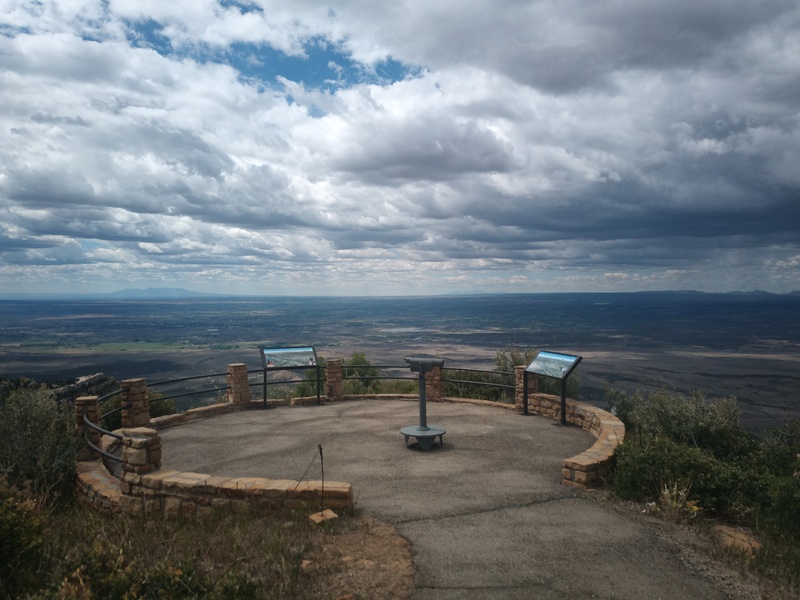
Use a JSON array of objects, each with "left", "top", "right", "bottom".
[{"left": 0, "top": 0, "right": 799, "bottom": 294}]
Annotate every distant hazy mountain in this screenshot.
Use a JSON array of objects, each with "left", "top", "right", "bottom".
[
  {"left": 103, "top": 287, "right": 217, "bottom": 299},
  {"left": 0, "top": 287, "right": 219, "bottom": 300}
]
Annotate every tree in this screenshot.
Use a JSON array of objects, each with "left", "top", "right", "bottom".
[
  {"left": 292, "top": 356, "right": 327, "bottom": 398},
  {"left": 343, "top": 353, "right": 380, "bottom": 394}
]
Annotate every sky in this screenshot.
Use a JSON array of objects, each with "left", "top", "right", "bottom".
[{"left": 1, "top": 0, "right": 799, "bottom": 296}]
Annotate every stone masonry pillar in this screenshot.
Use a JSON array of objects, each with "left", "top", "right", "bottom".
[
  {"left": 121, "top": 378, "right": 149, "bottom": 427},
  {"left": 226, "top": 363, "right": 252, "bottom": 405},
  {"left": 121, "top": 427, "right": 162, "bottom": 475},
  {"left": 75, "top": 395, "right": 101, "bottom": 458},
  {"left": 426, "top": 365, "right": 443, "bottom": 401},
  {"left": 515, "top": 366, "right": 538, "bottom": 412},
  {"left": 325, "top": 358, "right": 344, "bottom": 400}
]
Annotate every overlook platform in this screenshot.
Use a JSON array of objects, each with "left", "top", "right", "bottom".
[{"left": 158, "top": 398, "right": 738, "bottom": 599}]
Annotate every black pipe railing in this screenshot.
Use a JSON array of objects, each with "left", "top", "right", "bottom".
[
  {"left": 442, "top": 367, "right": 516, "bottom": 402},
  {"left": 148, "top": 372, "right": 231, "bottom": 408},
  {"left": 83, "top": 410, "right": 123, "bottom": 462},
  {"left": 341, "top": 364, "right": 416, "bottom": 382},
  {"left": 79, "top": 360, "right": 519, "bottom": 459},
  {"left": 98, "top": 389, "right": 123, "bottom": 405},
  {"left": 94, "top": 362, "right": 516, "bottom": 421},
  {"left": 443, "top": 378, "right": 515, "bottom": 390},
  {"left": 149, "top": 371, "right": 229, "bottom": 387},
  {"left": 246, "top": 365, "right": 322, "bottom": 404}
]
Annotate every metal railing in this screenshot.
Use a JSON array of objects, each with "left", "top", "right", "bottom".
[
  {"left": 341, "top": 363, "right": 417, "bottom": 385},
  {"left": 78, "top": 361, "right": 518, "bottom": 465},
  {"left": 89, "top": 361, "right": 516, "bottom": 423},
  {"left": 82, "top": 403, "right": 127, "bottom": 462},
  {"left": 442, "top": 367, "right": 516, "bottom": 403},
  {"left": 247, "top": 364, "right": 323, "bottom": 404}
]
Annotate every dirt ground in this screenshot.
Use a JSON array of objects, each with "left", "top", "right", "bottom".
[
  {"left": 303, "top": 500, "right": 793, "bottom": 600},
  {"left": 301, "top": 513, "right": 415, "bottom": 600}
]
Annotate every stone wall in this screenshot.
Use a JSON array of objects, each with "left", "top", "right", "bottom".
[
  {"left": 75, "top": 359, "right": 622, "bottom": 519},
  {"left": 76, "top": 457, "right": 352, "bottom": 518},
  {"left": 74, "top": 373, "right": 353, "bottom": 518},
  {"left": 509, "top": 366, "right": 625, "bottom": 487}
]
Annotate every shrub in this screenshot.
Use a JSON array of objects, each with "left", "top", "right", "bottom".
[
  {"left": 31, "top": 507, "right": 314, "bottom": 600},
  {"left": 378, "top": 379, "right": 418, "bottom": 394},
  {"left": 0, "top": 388, "right": 80, "bottom": 502},
  {"left": 342, "top": 352, "right": 380, "bottom": 394},
  {"left": 609, "top": 389, "right": 800, "bottom": 589},
  {"left": 614, "top": 440, "right": 758, "bottom": 517},
  {"left": 292, "top": 356, "right": 326, "bottom": 398},
  {"left": 609, "top": 389, "right": 754, "bottom": 460},
  {"left": 0, "top": 479, "right": 44, "bottom": 598}
]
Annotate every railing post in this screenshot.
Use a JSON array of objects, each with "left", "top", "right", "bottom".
[
  {"left": 515, "top": 366, "right": 537, "bottom": 413},
  {"left": 121, "top": 427, "right": 161, "bottom": 475},
  {"left": 325, "top": 358, "right": 343, "bottom": 400},
  {"left": 426, "top": 365, "right": 443, "bottom": 401},
  {"left": 226, "top": 363, "right": 252, "bottom": 405},
  {"left": 75, "top": 395, "right": 101, "bottom": 458},
  {"left": 121, "top": 378, "right": 149, "bottom": 427}
]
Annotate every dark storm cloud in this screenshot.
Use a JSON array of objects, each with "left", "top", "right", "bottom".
[
  {"left": 1, "top": 0, "right": 799, "bottom": 294},
  {"left": 331, "top": 115, "right": 516, "bottom": 184}
]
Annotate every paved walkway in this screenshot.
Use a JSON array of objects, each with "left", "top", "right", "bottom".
[{"left": 159, "top": 399, "right": 734, "bottom": 599}]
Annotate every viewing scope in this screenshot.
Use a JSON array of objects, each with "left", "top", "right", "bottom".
[{"left": 404, "top": 355, "right": 445, "bottom": 372}]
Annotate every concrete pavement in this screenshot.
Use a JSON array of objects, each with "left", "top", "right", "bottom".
[{"left": 159, "top": 398, "right": 736, "bottom": 599}]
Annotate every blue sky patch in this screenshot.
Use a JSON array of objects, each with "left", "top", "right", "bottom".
[{"left": 124, "top": 20, "right": 420, "bottom": 92}]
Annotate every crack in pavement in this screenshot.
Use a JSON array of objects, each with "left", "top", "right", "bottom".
[{"left": 390, "top": 490, "right": 580, "bottom": 525}]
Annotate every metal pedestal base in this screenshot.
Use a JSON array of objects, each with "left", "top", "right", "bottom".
[{"left": 401, "top": 425, "right": 446, "bottom": 451}]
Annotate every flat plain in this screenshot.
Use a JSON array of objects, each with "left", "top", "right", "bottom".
[{"left": 1, "top": 292, "right": 798, "bottom": 431}]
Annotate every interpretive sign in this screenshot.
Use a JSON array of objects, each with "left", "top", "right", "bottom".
[
  {"left": 525, "top": 351, "right": 582, "bottom": 380},
  {"left": 259, "top": 346, "right": 321, "bottom": 406},
  {"left": 260, "top": 346, "right": 318, "bottom": 369},
  {"left": 524, "top": 350, "right": 582, "bottom": 424}
]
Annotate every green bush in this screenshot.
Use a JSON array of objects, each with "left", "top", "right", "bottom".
[
  {"left": 342, "top": 352, "right": 380, "bottom": 394},
  {"left": 609, "top": 389, "right": 753, "bottom": 460},
  {"left": 292, "top": 356, "right": 326, "bottom": 398},
  {"left": 609, "top": 388, "right": 800, "bottom": 589},
  {"left": 0, "top": 388, "right": 80, "bottom": 502},
  {"left": 377, "top": 379, "right": 418, "bottom": 394},
  {"left": 0, "top": 479, "right": 44, "bottom": 598},
  {"left": 609, "top": 390, "right": 775, "bottom": 515}
]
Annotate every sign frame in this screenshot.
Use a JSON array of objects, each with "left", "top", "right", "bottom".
[
  {"left": 259, "top": 346, "right": 319, "bottom": 369},
  {"left": 525, "top": 351, "right": 582, "bottom": 380},
  {"left": 259, "top": 346, "right": 321, "bottom": 405},
  {"left": 523, "top": 350, "right": 582, "bottom": 424}
]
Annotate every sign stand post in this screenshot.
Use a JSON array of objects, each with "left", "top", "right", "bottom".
[{"left": 524, "top": 351, "right": 582, "bottom": 425}]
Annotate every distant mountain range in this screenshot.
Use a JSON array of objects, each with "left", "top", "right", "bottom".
[
  {"left": 100, "top": 287, "right": 218, "bottom": 299},
  {"left": 0, "top": 287, "right": 219, "bottom": 300},
  {"left": 0, "top": 287, "right": 799, "bottom": 300}
]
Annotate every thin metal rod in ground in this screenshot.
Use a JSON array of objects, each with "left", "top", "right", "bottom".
[{"left": 319, "top": 443, "right": 324, "bottom": 512}]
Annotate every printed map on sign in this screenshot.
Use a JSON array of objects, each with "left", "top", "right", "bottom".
[
  {"left": 525, "top": 351, "right": 582, "bottom": 380},
  {"left": 260, "top": 346, "right": 318, "bottom": 369}
]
